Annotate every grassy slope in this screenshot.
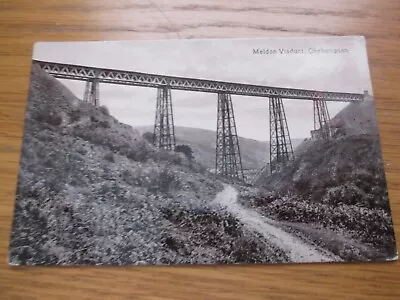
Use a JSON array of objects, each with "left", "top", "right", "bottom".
[
  {"left": 242, "top": 101, "right": 397, "bottom": 261},
  {"left": 10, "top": 66, "right": 284, "bottom": 265}
]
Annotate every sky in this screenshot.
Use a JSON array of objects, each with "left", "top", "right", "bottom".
[{"left": 33, "top": 36, "right": 373, "bottom": 141}]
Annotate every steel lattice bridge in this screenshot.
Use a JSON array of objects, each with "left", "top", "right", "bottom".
[{"left": 33, "top": 60, "right": 367, "bottom": 179}]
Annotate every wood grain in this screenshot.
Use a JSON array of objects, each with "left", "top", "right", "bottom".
[{"left": 0, "top": 1, "right": 399, "bottom": 299}]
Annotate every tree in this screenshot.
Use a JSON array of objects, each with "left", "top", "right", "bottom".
[
  {"left": 175, "top": 144, "right": 194, "bottom": 161},
  {"left": 142, "top": 132, "right": 155, "bottom": 144}
]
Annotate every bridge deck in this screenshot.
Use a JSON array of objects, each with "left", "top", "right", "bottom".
[{"left": 33, "top": 60, "right": 365, "bottom": 102}]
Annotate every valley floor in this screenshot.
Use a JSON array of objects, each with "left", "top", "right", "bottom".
[{"left": 213, "top": 185, "right": 342, "bottom": 263}]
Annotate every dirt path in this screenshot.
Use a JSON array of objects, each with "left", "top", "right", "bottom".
[{"left": 214, "top": 185, "right": 342, "bottom": 263}]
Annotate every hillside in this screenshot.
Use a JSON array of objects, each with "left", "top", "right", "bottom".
[
  {"left": 330, "top": 100, "right": 378, "bottom": 137},
  {"left": 137, "top": 126, "right": 303, "bottom": 170},
  {"left": 245, "top": 100, "right": 397, "bottom": 260},
  {"left": 255, "top": 100, "right": 379, "bottom": 181},
  {"left": 259, "top": 99, "right": 380, "bottom": 191},
  {"left": 9, "top": 65, "right": 279, "bottom": 265},
  {"left": 292, "top": 100, "right": 378, "bottom": 158}
]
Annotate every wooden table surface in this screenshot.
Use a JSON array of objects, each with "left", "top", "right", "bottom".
[{"left": 1, "top": 1, "right": 399, "bottom": 299}]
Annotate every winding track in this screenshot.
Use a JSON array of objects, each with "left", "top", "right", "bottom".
[{"left": 214, "top": 185, "right": 342, "bottom": 263}]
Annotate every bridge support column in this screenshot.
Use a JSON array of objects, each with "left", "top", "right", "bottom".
[
  {"left": 83, "top": 79, "right": 100, "bottom": 107},
  {"left": 153, "top": 86, "right": 176, "bottom": 150},
  {"left": 313, "top": 100, "right": 331, "bottom": 139},
  {"left": 215, "top": 93, "right": 244, "bottom": 180},
  {"left": 269, "top": 97, "right": 294, "bottom": 174}
]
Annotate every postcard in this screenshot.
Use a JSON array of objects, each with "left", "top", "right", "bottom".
[{"left": 9, "top": 36, "right": 397, "bottom": 265}]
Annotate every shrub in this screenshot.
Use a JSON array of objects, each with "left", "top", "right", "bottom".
[
  {"left": 175, "top": 144, "right": 194, "bottom": 161},
  {"left": 127, "top": 150, "right": 145, "bottom": 163},
  {"left": 121, "top": 169, "right": 134, "bottom": 185},
  {"left": 230, "top": 237, "right": 266, "bottom": 263},
  {"left": 99, "top": 105, "right": 110, "bottom": 116},
  {"left": 89, "top": 115, "right": 110, "bottom": 128},
  {"left": 293, "top": 178, "right": 311, "bottom": 195},
  {"left": 35, "top": 130, "right": 55, "bottom": 143},
  {"left": 69, "top": 109, "right": 81, "bottom": 122},
  {"left": 35, "top": 111, "right": 62, "bottom": 126},
  {"left": 98, "top": 120, "right": 110, "bottom": 128},
  {"left": 76, "top": 146, "right": 88, "bottom": 155},
  {"left": 158, "top": 168, "right": 179, "bottom": 193},
  {"left": 266, "top": 196, "right": 395, "bottom": 251},
  {"left": 161, "top": 208, "right": 286, "bottom": 264},
  {"left": 104, "top": 152, "right": 115, "bottom": 163},
  {"left": 142, "top": 132, "right": 155, "bottom": 144}
]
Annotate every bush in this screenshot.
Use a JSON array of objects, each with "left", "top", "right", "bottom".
[
  {"left": 121, "top": 169, "right": 134, "bottom": 185},
  {"left": 90, "top": 115, "right": 110, "bottom": 128},
  {"left": 266, "top": 195, "right": 395, "bottom": 251},
  {"left": 142, "top": 132, "right": 155, "bottom": 144},
  {"left": 98, "top": 120, "right": 111, "bottom": 128},
  {"left": 158, "top": 168, "right": 180, "bottom": 193},
  {"left": 35, "top": 130, "right": 55, "bottom": 143},
  {"left": 175, "top": 144, "right": 194, "bottom": 161},
  {"left": 127, "top": 143, "right": 149, "bottom": 162},
  {"left": 99, "top": 106, "right": 110, "bottom": 116},
  {"left": 35, "top": 111, "right": 62, "bottom": 126},
  {"left": 293, "top": 178, "right": 311, "bottom": 195},
  {"left": 162, "top": 208, "right": 287, "bottom": 264},
  {"left": 76, "top": 146, "right": 88, "bottom": 155},
  {"left": 69, "top": 109, "right": 81, "bottom": 122},
  {"left": 104, "top": 152, "right": 115, "bottom": 163}
]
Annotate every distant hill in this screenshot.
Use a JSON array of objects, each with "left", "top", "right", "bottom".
[{"left": 136, "top": 126, "right": 304, "bottom": 170}]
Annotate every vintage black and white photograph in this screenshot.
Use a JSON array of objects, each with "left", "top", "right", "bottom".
[{"left": 9, "top": 36, "right": 397, "bottom": 265}]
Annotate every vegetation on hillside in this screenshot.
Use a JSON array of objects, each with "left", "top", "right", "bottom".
[
  {"left": 174, "top": 144, "right": 194, "bottom": 161},
  {"left": 240, "top": 133, "right": 397, "bottom": 261},
  {"left": 9, "top": 65, "right": 276, "bottom": 265}
]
